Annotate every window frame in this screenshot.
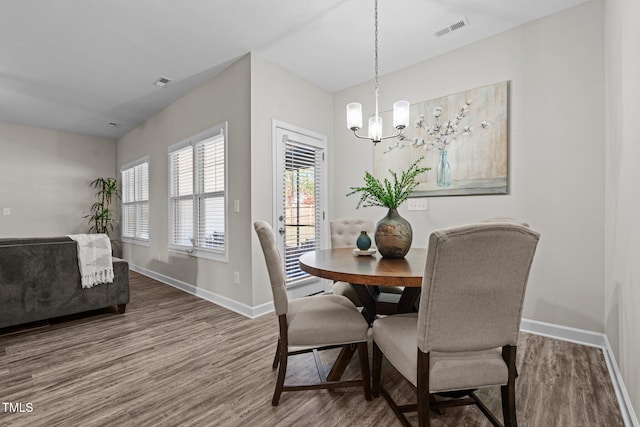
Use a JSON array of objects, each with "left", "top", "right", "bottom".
[
  {"left": 167, "top": 122, "right": 228, "bottom": 262},
  {"left": 120, "top": 156, "right": 150, "bottom": 246}
]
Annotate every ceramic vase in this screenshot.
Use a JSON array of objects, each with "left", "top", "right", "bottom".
[
  {"left": 356, "top": 231, "right": 372, "bottom": 251},
  {"left": 374, "top": 208, "right": 412, "bottom": 258}
]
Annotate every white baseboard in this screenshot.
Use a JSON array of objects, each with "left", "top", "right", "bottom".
[
  {"left": 129, "top": 264, "right": 274, "bottom": 319},
  {"left": 521, "top": 318, "right": 638, "bottom": 427},
  {"left": 520, "top": 318, "right": 606, "bottom": 348}
]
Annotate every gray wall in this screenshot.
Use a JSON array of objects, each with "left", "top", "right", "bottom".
[
  {"left": 0, "top": 121, "right": 116, "bottom": 237},
  {"left": 117, "top": 55, "right": 253, "bottom": 306},
  {"left": 116, "top": 53, "right": 334, "bottom": 311},
  {"left": 332, "top": 1, "right": 605, "bottom": 332},
  {"left": 249, "top": 54, "right": 334, "bottom": 307},
  {"left": 604, "top": 0, "right": 640, "bottom": 417}
]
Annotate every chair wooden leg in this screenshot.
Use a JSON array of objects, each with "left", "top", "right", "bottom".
[
  {"left": 272, "top": 347, "right": 288, "bottom": 406},
  {"left": 372, "top": 342, "right": 382, "bottom": 398},
  {"left": 501, "top": 345, "right": 518, "bottom": 427},
  {"left": 272, "top": 317, "right": 288, "bottom": 406},
  {"left": 357, "top": 342, "right": 372, "bottom": 400},
  {"left": 417, "top": 350, "right": 431, "bottom": 427},
  {"left": 269, "top": 314, "right": 371, "bottom": 405},
  {"left": 272, "top": 339, "right": 281, "bottom": 369},
  {"left": 501, "top": 383, "right": 517, "bottom": 427}
]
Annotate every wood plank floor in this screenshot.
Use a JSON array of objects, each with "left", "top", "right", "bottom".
[{"left": 0, "top": 272, "right": 624, "bottom": 426}]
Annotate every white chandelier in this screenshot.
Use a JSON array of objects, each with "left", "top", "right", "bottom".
[{"left": 346, "top": 0, "right": 409, "bottom": 144}]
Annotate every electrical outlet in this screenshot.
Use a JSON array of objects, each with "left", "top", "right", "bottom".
[
  {"left": 407, "top": 198, "right": 428, "bottom": 211},
  {"left": 2, "top": 208, "right": 10, "bottom": 216},
  {"left": 233, "top": 271, "right": 240, "bottom": 285}
]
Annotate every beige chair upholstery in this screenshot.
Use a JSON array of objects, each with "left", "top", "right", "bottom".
[
  {"left": 372, "top": 222, "right": 540, "bottom": 426},
  {"left": 254, "top": 221, "right": 372, "bottom": 405},
  {"left": 479, "top": 216, "right": 530, "bottom": 227},
  {"left": 330, "top": 217, "right": 375, "bottom": 249},
  {"left": 330, "top": 217, "right": 403, "bottom": 306},
  {"left": 330, "top": 217, "right": 374, "bottom": 305}
]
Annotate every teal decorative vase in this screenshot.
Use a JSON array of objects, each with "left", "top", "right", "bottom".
[
  {"left": 356, "top": 231, "right": 372, "bottom": 251},
  {"left": 374, "top": 208, "right": 412, "bottom": 258},
  {"left": 437, "top": 149, "right": 451, "bottom": 187}
]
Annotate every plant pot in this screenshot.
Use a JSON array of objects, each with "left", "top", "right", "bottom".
[{"left": 374, "top": 208, "right": 412, "bottom": 258}]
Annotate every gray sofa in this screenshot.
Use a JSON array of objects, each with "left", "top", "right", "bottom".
[{"left": 0, "top": 236, "right": 130, "bottom": 329}]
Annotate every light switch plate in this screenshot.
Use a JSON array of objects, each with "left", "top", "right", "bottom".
[
  {"left": 407, "top": 198, "right": 428, "bottom": 211},
  {"left": 2, "top": 207, "right": 10, "bottom": 216}
]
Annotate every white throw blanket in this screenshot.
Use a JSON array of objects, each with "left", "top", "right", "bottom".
[{"left": 67, "top": 234, "right": 114, "bottom": 289}]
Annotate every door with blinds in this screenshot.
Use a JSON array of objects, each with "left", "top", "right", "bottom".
[{"left": 274, "top": 122, "right": 327, "bottom": 296}]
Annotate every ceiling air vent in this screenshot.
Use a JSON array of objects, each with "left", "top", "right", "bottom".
[
  {"left": 435, "top": 17, "right": 470, "bottom": 37},
  {"left": 153, "top": 76, "right": 173, "bottom": 88}
]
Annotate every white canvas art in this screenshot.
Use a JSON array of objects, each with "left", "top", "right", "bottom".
[{"left": 374, "top": 81, "right": 509, "bottom": 197}]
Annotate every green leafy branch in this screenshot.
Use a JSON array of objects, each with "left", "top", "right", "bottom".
[{"left": 346, "top": 157, "right": 429, "bottom": 209}]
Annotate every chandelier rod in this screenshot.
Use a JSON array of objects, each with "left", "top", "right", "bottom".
[
  {"left": 345, "top": 0, "right": 408, "bottom": 143},
  {"left": 374, "top": 0, "right": 379, "bottom": 121}
]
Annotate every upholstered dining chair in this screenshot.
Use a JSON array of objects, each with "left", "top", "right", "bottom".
[
  {"left": 372, "top": 222, "right": 540, "bottom": 426},
  {"left": 330, "top": 217, "right": 403, "bottom": 308},
  {"left": 253, "top": 221, "right": 372, "bottom": 405}
]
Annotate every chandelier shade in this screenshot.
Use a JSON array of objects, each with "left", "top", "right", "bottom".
[
  {"left": 346, "top": 102, "right": 363, "bottom": 131},
  {"left": 368, "top": 116, "right": 383, "bottom": 141},
  {"left": 392, "top": 101, "right": 410, "bottom": 129}
]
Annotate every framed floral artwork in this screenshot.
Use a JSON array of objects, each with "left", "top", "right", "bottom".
[{"left": 374, "top": 81, "right": 509, "bottom": 197}]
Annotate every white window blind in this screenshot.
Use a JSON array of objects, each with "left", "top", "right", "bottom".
[
  {"left": 169, "top": 145, "right": 194, "bottom": 247},
  {"left": 282, "top": 141, "right": 322, "bottom": 284},
  {"left": 121, "top": 158, "right": 149, "bottom": 242},
  {"left": 196, "top": 135, "right": 225, "bottom": 250},
  {"left": 168, "top": 123, "right": 227, "bottom": 259}
]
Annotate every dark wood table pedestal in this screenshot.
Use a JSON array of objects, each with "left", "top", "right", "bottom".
[{"left": 351, "top": 284, "right": 421, "bottom": 325}]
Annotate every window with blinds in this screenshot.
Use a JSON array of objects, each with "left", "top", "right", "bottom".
[
  {"left": 168, "top": 122, "right": 227, "bottom": 259},
  {"left": 282, "top": 142, "right": 322, "bottom": 284},
  {"left": 121, "top": 158, "right": 149, "bottom": 243}
]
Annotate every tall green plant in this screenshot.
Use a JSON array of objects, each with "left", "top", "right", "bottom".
[
  {"left": 85, "top": 177, "right": 120, "bottom": 236},
  {"left": 346, "top": 157, "right": 429, "bottom": 209}
]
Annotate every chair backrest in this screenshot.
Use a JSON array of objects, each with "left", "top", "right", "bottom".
[
  {"left": 478, "top": 217, "right": 530, "bottom": 227},
  {"left": 329, "top": 217, "right": 375, "bottom": 248},
  {"left": 254, "top": 221, "right": 288, "bottom": 316},
  {"left": 417, "top": 222, "right": 539, "bottom": 353}
]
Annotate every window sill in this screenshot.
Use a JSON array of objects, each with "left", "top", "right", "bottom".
[
  {"left": 168, "top": 247, "right": 228, "bottom": 263},
  {"left": 122, "top": 238, "right": 150, "bottom": 247}
]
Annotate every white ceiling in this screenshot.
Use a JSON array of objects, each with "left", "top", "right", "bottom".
[{"left": 0, "top": 0, "right": 589, "bottom": 139}]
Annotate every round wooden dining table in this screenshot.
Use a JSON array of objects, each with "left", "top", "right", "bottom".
[{"left": 298, "top": 247, "right": 427, "bottom": 325}]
